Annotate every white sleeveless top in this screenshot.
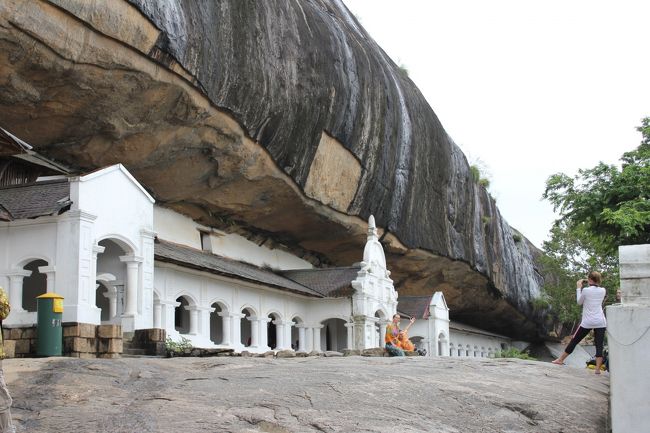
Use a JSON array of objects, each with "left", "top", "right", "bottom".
[{"left": 577, "top": 285, "right": 607, "bottom": 328}]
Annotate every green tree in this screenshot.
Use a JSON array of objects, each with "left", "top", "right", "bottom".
[
  {"left": 543, "top": 117, "right": 650, "bottom": 254},
  {"left": 538, "top": 117, "right": 650, "bottom": 335}
]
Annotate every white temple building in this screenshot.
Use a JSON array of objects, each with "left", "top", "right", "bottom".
[{"left": 0, "top": 130, "right": 511, "bottom": 357}]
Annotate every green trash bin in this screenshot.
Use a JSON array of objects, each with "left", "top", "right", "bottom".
[{"left": 36, "top": 293, "right": 64, "bottom": 356}]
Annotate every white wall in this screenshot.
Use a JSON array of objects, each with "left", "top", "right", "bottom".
[
  {"left": 608, "top": 244, "right": 650, "bottom": 433},
  {"left": 448, "top": 327, "right": 509, "bottom": 358},
  {"left": 154, "top": 206, "right": 313, "bottom": 270},
  {"left": 154, "top": 262, "right": 352, "bottom": 352}
]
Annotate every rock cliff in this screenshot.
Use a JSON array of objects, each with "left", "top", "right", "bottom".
[{"left": 0, "top": 0, "right": 545, "bottom": 338}]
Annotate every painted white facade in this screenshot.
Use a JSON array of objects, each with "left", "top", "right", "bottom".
[
  {"left": 1, "top": 165, "right": 155, "bottom": 331},
  {"left": 402, "top": 293, "right": 510, "bottom": 358},
  {"left": 154, "top": 206, "right": 312, "bottom": 271},
  {"left": 0, "top": 163, "right": 511, "bottom": 356},
  {"left": 607, "top": 244, "right": 650, "bottom": 433}
]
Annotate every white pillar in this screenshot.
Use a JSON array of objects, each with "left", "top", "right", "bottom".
[
  {"left": 305, "top": 326, "right": 313, "bottom": 352},
  {"left": 7, "top": 271, "right": 31, "bottom": 313},
  {"left": 186, "top": 306, "right": 199, "bottom": 335},
  {"left": 231, "top": 313, "right": 245, "bottom": 349},
  {"left": 38, "top": 265, "right": 56, "bottom": 294},
  {"left": 379, "top": 320, "right": 389, "bottom": 348},
  {"left": 218, "top": 312, "right": 232, "bottom": 346},
  {"left": 160, "top": 300, "right": 180, "bottom": 333},
  {"left": 345, "top": 322, "right": 354, "bottom": 350},
  {"left": 273, "top": 319, "right": 284, "bottom": 349},
  {"left": 249, "top": 316, "right": 260, "bottom": 348},
  {"left": 312, "top": 326, "right": 323, "bottom": 352},
  {"left": 153, "top": 300, "right": 162, "bottom": 328},
  {"left": 119, "top": 255, "right": 143, "bottom": 317},
  {"left": 89, "top": 245, "right": 104, "bottom": 306},
  {"left": 101, "top": 286, "right": 118, "bottom": 321},
  {"left": 298, "top": 326, "right": 307, "bottom": 352},
  {"left": 259, "top": 317, "right": 271, "bottom": 350}
]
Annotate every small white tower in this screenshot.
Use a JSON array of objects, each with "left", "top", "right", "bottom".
[{"left": 350, "top": 215, "right": 398, "bottom": 349}]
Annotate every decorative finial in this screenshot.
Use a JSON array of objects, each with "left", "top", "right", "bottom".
[{"left": 367, "top": 215, "right": 378, "bottom": 240}]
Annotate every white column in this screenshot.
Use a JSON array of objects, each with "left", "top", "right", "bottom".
[
  {"left": 259, "top": 317, "right": 271, "bottom": 350},
  {"left": 7, "top": 271, "right": 31, "bottom": 313},
  {"left": 304, "top": 326, "right": 313, "bottom": 352},
  {"left": 186, "top": 306, "right": 199, "bottom": 335},
  {"left": 218, "top": 312, "right": 232, "bottom": 346},
  {"left": 273, "top": 319, "right": 284, "bottom": 349},
  {"left": 367, "top": 318, "right": 379, "bottom": 348},
  {"left": 104, "top": 287, "right": 118, "bottom": 320},
  {"left": 379, "top": 320, "right": 389, "bottom": 348},
  {"left": 298, "top": 326, "right": 307, "bottom": 352},
  {"left": 38, "top": 265, "right": 57, "bottom": 294},
  {"left": 153, "top": 300, "right": 162, "bottom": 328},
  {"left": 231, "top": 313, "right": 245, "bottom": 348},
  {"left": 89, "top": 244, "right": 104, "bottom": 306},
  {"left": 345, "top": 322, "right": 354, "bottom": 350},
  {"left": 160, "top": 300, "right": 180, "bottom": 333},
  {"left": 119, "top": 255, "right": 143, "bottom": 317},
  {"left": 249, "top": 316, "right": 260, "bottom": 348},
  {"left": 312, "top": 326, "right": 323, "bottom": 352}
]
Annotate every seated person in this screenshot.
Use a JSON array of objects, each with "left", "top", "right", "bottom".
[{"left": 385, "top": 314, "right": 415, "bottom": 356}]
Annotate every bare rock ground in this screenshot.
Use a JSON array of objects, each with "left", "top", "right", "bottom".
[{"left": 4, "top": 356, "right": 608, "bottom": 433}]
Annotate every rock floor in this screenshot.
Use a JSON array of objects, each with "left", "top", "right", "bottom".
[{"left": 4, "top": 356, "right": 608, "bottom": 433}]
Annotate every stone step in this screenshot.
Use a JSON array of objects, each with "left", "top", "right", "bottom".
[{"left": 123, "top": 348, "right": 147, "bottom": 356}]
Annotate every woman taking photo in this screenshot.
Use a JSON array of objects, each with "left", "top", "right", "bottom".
[{"left": 552, "top": 271, "right": 607, "bottom": 374}]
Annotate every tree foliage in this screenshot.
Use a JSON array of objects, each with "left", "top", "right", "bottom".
[
  {"left": 543, "top": 117, "right": 650, "bottom": 254},
  {"left": 538, "top": 117, "right": 650, "bottom": 335}
]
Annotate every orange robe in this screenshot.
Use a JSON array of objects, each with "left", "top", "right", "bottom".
[{"left": 398, "top": 331, "right": 415, "bottom": 352}]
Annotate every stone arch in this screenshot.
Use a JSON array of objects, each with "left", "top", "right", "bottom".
[
  {"left": 267, "top": 311, "right": 282, "bottom": 350},
  {"left": 438, "top": 331, "right": 448, "bottom": 357},
  {"left": 96, "top": 273, "right": 117, "bottom": 323},
  {"left": 321, "top": 318, "right": 348, "bottom": 352},
  {"left": 291, "top": 315, "right": 304, "bottom": 351},
  {"left": 449, "top": 341, "right": 455, "bottom": 357},
  {"left": 240, "top": 306, "right": 257, "bottom": 347},
  {"left": 96, "top": 238, "right": 134, "bottom": 321},
  {"left": 466, "top": 344, "right": 471, "bottom": 357},
  {"left": 457, "top": 343, "right": 463, "bottom": 357},
  {"left": 21, "top": 259, "right": 47, "bottom": 312},
  {"left": 474, "top": 345, "right": 479, "bottom": 357},
  {"left": 210, "top": 301, "right": 230, "bottom": 345},
  {"left": 14, "top": 254, "right": 52, "bottom": 268},
  {"left": 96, "top": 234, "right": 137, "bottom": 255},
  {"left": 175, "top": 295, "right": 196, "bottom": 335},
  {"left": 481, "top": 346, "right": 486, "bottom": 358},
  {"left": 374, "top": 309, "right": 389, "bottom": 348}
]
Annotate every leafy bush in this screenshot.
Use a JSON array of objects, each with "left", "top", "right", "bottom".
[
  {"left": 512, "top": 233, "right": 522, "bottom": 243},
  {"left": 495, "top": 348, "right": 536, "bottom": 360},
  {"left": 165, "top": 336, "right": 193, "bottom": 355}
]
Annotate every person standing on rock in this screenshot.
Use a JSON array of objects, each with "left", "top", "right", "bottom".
[
  {"left": 385, "top": 314, "right": 415, "bottom": 356},
  {"left": 0, "top": 286, "right": 15, "bottom": 433},
  {"left": 552, "top": 271, "right": 607, "bottom": 374}
]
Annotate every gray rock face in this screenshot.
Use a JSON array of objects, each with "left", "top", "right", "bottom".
[
  {"left": 0, "top": 0, "right": 545, "bottom": 338},
  {"left": 5, "top": 357, "right": 609, "bottom": 433}
]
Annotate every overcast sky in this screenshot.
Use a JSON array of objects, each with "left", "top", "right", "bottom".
[{"left": 343, "top": 0, "right": 649, "bottom": 248}]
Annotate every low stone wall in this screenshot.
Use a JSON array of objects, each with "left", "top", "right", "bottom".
[
  {"left": 63, "top": 323, "right": 123, "bottom": 359},
  {"left": 131, "top": 328, "right": 166, "bottom": 356},
  {"left": 2, "top": 326, "right": 36, "bottom": 358},
  {"left": 2, "top": 323, "right": 122, "bottom": 359}
]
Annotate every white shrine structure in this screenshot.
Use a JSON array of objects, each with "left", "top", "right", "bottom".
[{"left": 0, "top": 131, "right": 511, "bottom": 357}]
